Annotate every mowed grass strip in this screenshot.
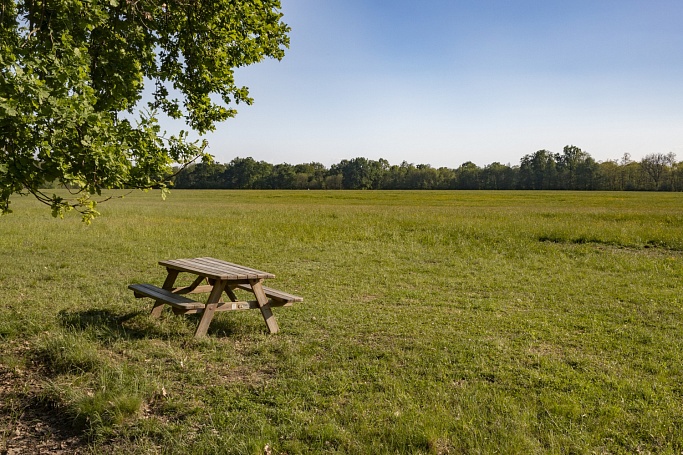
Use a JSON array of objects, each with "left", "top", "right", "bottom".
[{"left": 1, "top": 190, "right": 682, "bottom": 454}]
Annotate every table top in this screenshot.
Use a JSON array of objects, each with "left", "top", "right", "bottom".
[{"left": 159, "top": 257, "right": 276, "bottom": 281}]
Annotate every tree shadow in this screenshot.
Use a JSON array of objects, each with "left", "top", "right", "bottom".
[{"left": 0, "top": 374, "right": 87, "bottom": 453}]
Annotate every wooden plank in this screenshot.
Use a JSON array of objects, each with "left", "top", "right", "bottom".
[
  {"left": 128, "top": 283, "right": 205, "bottom": 310},
  {"left": 218, "top": 301, "right": 258, "bottom": 311},
  {"left": 196, "top": 257, "right": 275, "bottom": 279},
  {"left": 215, "top": 299, "right": 292, "bottom": 310},
  {"left": 251, "top": 279, "right": 279, "bottom": 334},
  {"left": 150, "top": 270, "right": 179, "bottom": 317},
  {"left": 225, "top": 285, "right": 239, "bottom": 302},
  {"left": 171, "top": 258, "right": 241, "bottom": 279},
  {"left": 187, "top": 275, "right": 208, "bottom": 292},
  {"left": 129, "top": 283, "right": 202, "bottom": 305},
  {"left": 261, "top": 287, "right": 303, "bottom": 303},
  {"left": 173, "top": 284, "right": 213, "bottom": 295},
  {"left": 160, "top": 257, "right": 275, "bottom": 280},
  {"left": 159, "top": 259, "right": 229, "bottom": 280},
  {"left": 191, "top": 258, "right": 253, "bottom": 279},
  {"left": 194, "top": 280, "right": 227, "bottom": 338},
  {"left": 233, "top": 283, "right": 303, "bottom": 303},
  {"left": 188, "top": 258, "right": 247, "bottom": 278},
  {"left": 194, "top": 302, "right": 217, "bottom": 337},
  {"left": 179, "top": 300, "right": 292, "bottom": 315},
  {"left": 158, "top": 259, "right": 227, "bottom": 280},
  {"left": 161, "top": 270, "right": 180, "bottom": 291}
]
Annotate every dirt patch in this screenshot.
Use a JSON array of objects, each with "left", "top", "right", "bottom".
[
  {"left": 539, "top": 236, "right": 683, "bottom": 257},
  {"left": 0, "top": 363, "right": 87, "bottom": 455}
]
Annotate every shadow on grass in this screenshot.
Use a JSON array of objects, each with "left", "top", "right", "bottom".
[
  {"left": 0, "top": 381, "right": 86, "bottom": 453},
  {"left": 201, "top": 315, "right": 248, "bottom": 337},
  {"left": 56, "top": 308, "right": 249, "bottom": 340},
  {"left": 58, "top": 308, "right": 168, "bottom": 341}
]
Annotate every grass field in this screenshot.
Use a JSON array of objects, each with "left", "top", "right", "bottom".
[{"left": 1, "top": 190, "right": 683, "bottom": 454}]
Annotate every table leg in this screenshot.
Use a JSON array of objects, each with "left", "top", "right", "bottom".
[
  {"left": 151, "top": 269, "right": 179, "bottom": 318},
  {"left": 224, "top": 286, "right": 239, "bottom": 302},
  {"left": 250, "top": 279, "right": 279, "bottom": 334},
  {"left": 194, "top": 280, "right": 227, "bottom": 338}
]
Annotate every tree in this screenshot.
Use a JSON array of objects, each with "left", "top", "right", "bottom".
[
  {"left": 331, "top": 157, "right": 387, "bottom": 190},
  {"left": 0, "top": 0, "right": 289, "bottom": 221},
  {"left": 598, "top": 160, "right": 621, "bottom": 190},
  {"left": 455, "top": 161, "right": 481, "bottom": 189},
  {"left": 266, "top": 163, "right": 295, "bottom": 189},
  {"left": 223, "top": 157, "right": 273, "bottom": 189},
  {"left": 575, "top": 156, "right": 599, "bottom": 190},
  {"left": 481, "top": 162, "right": 515, "bottom": 189},
  {"left": 293, "top": 162, "right": 326, "bottom": 189},
  {"left": 324, "top": 174, "right": 343, "bottom": 190},
  {"left": 640, "top": 153, "right": 670, "bottom": 190},
  {"left": 405, "top": 164, "right": 438, "bottom": 189},
  {"left": 556, "top": 145, "right": 590, "bottom": 189},
  {"left": 383, "top": 161, "right": 413, "bottom": 189},
  {"left": 173, "top": 162, "right": 226, "bottom": 189},
  {"left": 519, "top": 150, "right": 557, "bottom": 189}
]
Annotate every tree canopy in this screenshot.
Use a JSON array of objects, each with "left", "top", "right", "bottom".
[
  {"left": 0, "top": 0, "right": 289, "bottom": 221},
  {"left": 170, "top": 148, "right": 683, "bottom": 192}
]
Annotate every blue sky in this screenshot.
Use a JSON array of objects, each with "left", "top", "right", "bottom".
[{"left": 199, "top": 0, "right": 683, "bottom": 168}]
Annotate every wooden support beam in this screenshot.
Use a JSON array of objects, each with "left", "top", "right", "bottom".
[
  {"left": 194, "top": 280, "right": 227, "bottom": 338},
  {"left": 251, "top": 279, "right": 279, "bottom": 334},
  {"left": 151, "top": 269, "right": 179, "bottom": 318}
]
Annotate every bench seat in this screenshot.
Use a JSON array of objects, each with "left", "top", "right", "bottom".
[
  {"left": 233, "top": 283, "right": 303, "bottom": 305},
  {"left": 128, "top": 283, "right": 205, "bottom": 310}
]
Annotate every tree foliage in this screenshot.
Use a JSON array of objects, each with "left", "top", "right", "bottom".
[
  {"left": 0, "top": 0, "right": 289, "bottom": 221},
  {"left": 172, "top": 148, "right": 683, "bottom": 192}
]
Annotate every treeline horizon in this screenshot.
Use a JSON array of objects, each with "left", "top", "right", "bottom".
[{"left": 172, "top": 145, "right": 682, "bottom": 191}]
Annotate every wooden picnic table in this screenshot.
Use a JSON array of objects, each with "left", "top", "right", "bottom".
[{"left": 129, "top": 257, "right": 302, "bottom": 337}]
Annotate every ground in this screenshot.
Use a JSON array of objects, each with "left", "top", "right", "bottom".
[{"left": 1, "top": 342, "right": 87, "bottom": 454}]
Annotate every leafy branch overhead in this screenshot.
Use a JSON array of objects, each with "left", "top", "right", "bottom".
[{"left": 0, "top": 0, "right": 289, "bottom": 222}]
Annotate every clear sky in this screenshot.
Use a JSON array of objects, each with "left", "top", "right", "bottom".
[{"left": 198, "top": 0, "right": 683, "bottom": 168}]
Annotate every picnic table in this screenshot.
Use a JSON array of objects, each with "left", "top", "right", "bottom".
[{"left": 129, "top": 257, "right": 302, "bottom": 337}]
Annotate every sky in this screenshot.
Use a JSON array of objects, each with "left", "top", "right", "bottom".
[{"left": 193, "top": 0, "right": 683, "bottom": 168}]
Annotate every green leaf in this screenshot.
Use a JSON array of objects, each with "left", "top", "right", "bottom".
[{"left": 1, "top": 0, "right": 290, "bottom": 222}]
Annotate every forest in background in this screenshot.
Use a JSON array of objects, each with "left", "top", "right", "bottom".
[{"left": 172, "top": 146, "right": 681, "bottom": 191}]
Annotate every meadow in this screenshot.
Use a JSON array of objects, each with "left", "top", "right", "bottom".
[{"left": 1, "top": 190, "right": 682, "bottom": 454}]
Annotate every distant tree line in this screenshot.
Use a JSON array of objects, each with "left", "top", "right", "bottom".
[{"left": 172, "top": 146, "right": 682, "bottom": 191}]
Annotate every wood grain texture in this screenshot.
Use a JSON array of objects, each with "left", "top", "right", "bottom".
[
  {"left": 133, "top": 258, "right": 295, "bottom": 336},
  {"left": 149, "top": 270, "right": 180, "bottom": 317},
  {"left": 193, "top": 279, "right": 227, "bottom": 338},
  {"left": 250, "top": 279, "right": 279, "bottom": 334},
  {"left": 128, "top": 283, "right": 204, "bottom": 310},
  {"left": 233, "top": 283, "right": 303, "bottom": 303},
  {"left": 158, "top": 257, "right": 275, "bottom": 280}
]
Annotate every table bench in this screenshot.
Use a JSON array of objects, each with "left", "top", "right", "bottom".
[{"left": 129, "top": 257, "right": 302, "bottom": 337}]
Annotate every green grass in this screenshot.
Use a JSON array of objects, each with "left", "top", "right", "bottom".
[{"left": 1, "top": 190, "right": 683, "bottom": 454}]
